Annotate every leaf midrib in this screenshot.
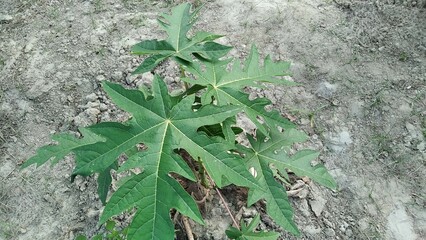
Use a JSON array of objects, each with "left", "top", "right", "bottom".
[
  {"left": 75, "top": 122, "right": 164, "bottom": 174},
  {"left": 170, "top": 123, "right": 259, "bottom": 189}
]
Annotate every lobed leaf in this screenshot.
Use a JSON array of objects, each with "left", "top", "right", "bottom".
[
  {"left": 131, "top": 3, "right": 231, "bottom": 74},
  {"left": 226, "top": 214, "right": 280, "bottom": 240},
  {"left": 96, "top": 78, "right": 259, "bottom": 239},
  {"left": 21, "top": 128, "right": 104, "bottom": 169},
  {"left": 181, "top": 46, "right": 297, "bottom": 136},
  {"left": 241, "top": 128, "right": 337, "bottom": 235}
]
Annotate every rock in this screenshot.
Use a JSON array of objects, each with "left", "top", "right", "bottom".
[
  {"left": 111, "top": 71, "right": 123, "bottom": 81},
  {"left": 126, "top": 74, "right": 138, "bottom": 84},
  {"left": 327, "top": 130, "right": 353, "bottom": 152},
  {"left": 85, "top": 93, "right": 98, "bottom": 102},
  {"left": 324, "top": 227, "right": 335, "bottom": 237},
  {"left": 43, "top": 194, "right": 55, "bottom": 204},
  {"left": 339, "top": 221, "right": 349, "bottom": 233},
  {"left": 0, "top": 14, "right": 13, "bottom": 23},
  {"left": 242, "top": 206, "right": 257, "bottom": 218},
  {"left": 323, "top": 218, "right": 334, "bottom": 228},
  {"left": 349, "top": 100, "right": 364, "bottom": 117},
  {"left": 304, "top": 225, "right": 321, "bottom": 235},
  {"left": 99, "top": 103, "right": 108, "bottom": 112},
  {"left": 309, "top": 195, "right": 327, "bottom": 217},
  {"left": 86, "top": 208, "right": 100, "bottom": 218},
  {"left": 86, "top": 108, "right": 100, "bottom": 121},
  {"left": 316, "top": 81, "right": 337, "bottom": 99},
  {"left": 142, "top": 72, "right": 154, "bottom": 83},
  {"left": 345, "top": 228, "right": 353, "bottom": 237},
  {"left": 299, "top": 199, "right": 311, "bottom": 217},
  {"left": 358, "top": 218, "right": 369, "bottom": 231},
  {"left": 386, "top": 203, "right": 418, "bottom": 240},
  {"left": 85, "top": 101, "right": 100, "bottom": 109},
  {"left": 26, "top": 79, "right": 55, "bottom": 99},
  {"left": 0, "top": 160, "right": 14, "bottom": 178},
  {"left": 300, "top": 118, "right": 310, "bottom": 125},
  {"left": 24, "top": 37, "right": 38, "bottom": 53},
  {"left": 96, "top": 75, "right": 106, "bottom": 82},
  {"left": 398, "top": 102, "right": 412, "bottom": 115},
  {"left": 416, "top": 141, "right": 425, "bottom": 151},
  {"left": 73, "top": 108, "right": 100, "bottom": 127}
]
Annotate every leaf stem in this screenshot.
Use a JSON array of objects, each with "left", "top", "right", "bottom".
[
  {"left": 201, "top": 164, "right": 240, "bottom": 230},
  {"left": 179, "top": 64, "right": 189, "bottom": 90},
  {"left": 215, "top": 186, "right": 240, "bottom": 229},
  {"left": 196, "top": 157, "right": 210, "bottom": 188},
  {"left": 182, "top": 216, "right": 195, "bottom": 240}
]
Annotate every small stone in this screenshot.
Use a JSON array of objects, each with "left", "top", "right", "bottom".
[
  {"left": 86, "top": 107, "right": 100, "bottom": 118},
  {"left": 164, "top": 76, "right": 174, "bottom": 84},
  {"left": 85, "top": 101, "right": 100, "bottom": 109},
  {"left": 299, "top": 199, "right": 311, "bottom": 217},
  {"left": 304, "top": 225, "right": 321, "bottom": 235},
  {"left": 86, "top": 208, "right": 100, "bottom": 218},
  {"left": 300, "top": 118, "right": 310, "bottom": 125},
  {"left": 142, "top": 72, "right": 154, "bottom": 82},
  {"left": 327, "top": 130, "right": 353, "bottom": 152},
  {"left": 26, "top": 79, "right": 54, "bottom": 99},
  {"left": 358, "top": 218, "right": 369, "bottom": 231},
  {"left": 85, "top": 93, "right": 98, "bottom": 102},
  {"left": 345, "top": 228, "right": 353, "bottom": 237},
  {"left": 324, "top": 218, "right": 334, "bottom": 228},
  {"left": 96, "top": 75, "right": 106, "bottom": 82},
  {"left": 126, "top": 74, "right": 138, "bottom": 84},
  {"left": 349, "top": 100, "right": 364, "bottom": 117},
  {"left": 324, "top": 228, "right": 335, "bottom": 237},
  {"left": 99, "top": 103, "right": 108, "bottom": 112},
  {"left": 24, "top": 41, "right": 35, "bottom": 53},
  {"left": 339, "top": 221, "right": 349, "bottom": 232},
  {"left": 242, "top": 206, "right": 257, "bottom": 218},
  {"left": 316, "top": 81, "right": 337, "bottom": 99},
  {"left": 0, "top": 14, "right": 13, "bottom": 23},
  {"left": 310, "top": 196, "right": 327, "bottom": 217},
  {"left": 43, "top": 194, "right": 55, "bottom": 204},
  {"left": 416, "top": 142, "right": 425, "bottom": 151},
  {"left": 111, "top": 71, "right": 123, "bottom": 81}
]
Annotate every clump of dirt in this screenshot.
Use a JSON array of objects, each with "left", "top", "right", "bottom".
[{"left": 1, "top": 0, "right": 425, "bottom": 239}]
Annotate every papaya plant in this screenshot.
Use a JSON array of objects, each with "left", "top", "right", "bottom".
[{"left": 21, "top": 3, "right": 336, "bottom": 239}]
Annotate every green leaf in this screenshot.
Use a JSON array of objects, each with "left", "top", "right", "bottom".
[
  {"left": 183, "top": 45, "right": 295, "bottom": 89},
  {"left": 226, "top": 215, "right": 280, "bottom": 240},
  {"left": 97, "top": 163, "right": 116, "bottom": 205},
  {"left": 216, "top": 87, "right": 295, "bottom": 136},
  {"left": 131, "top": 3, "right": 231, "bottom": 73},
  {"left": 181, "top": 46, "right": 296, "bottom": 136},
  {"left": 105, "top": 220, "right": 116, "bottom": 231},
  {"left": 226, "top": 227, "right": 243, "bottom": 238},
  {"left": 21, "top": 128, "right": 104, "bottom": 169},
  {"left": 95, "top": 77, "right": 259, "bottom": 239},
  {"left": 74, "top": 235, "right": 87, "bottom": 240},
  {"left": 198, "top": 117, "right": 243, "bottom": 142},
  {"left": 242, "top": 129, "right": 337, "bottom": 235}
]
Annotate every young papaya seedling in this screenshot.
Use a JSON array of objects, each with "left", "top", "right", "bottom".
[{"left": 21, "top": 3, "right": 336, "bottom": 239}]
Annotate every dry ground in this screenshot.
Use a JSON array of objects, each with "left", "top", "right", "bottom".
[{"left": 1, "top": 0, "right": 425, "bottom": 239}]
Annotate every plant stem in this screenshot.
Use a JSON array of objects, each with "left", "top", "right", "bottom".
[
  {"left": 215, "top": 186, "right": 240, "bottom": 229},
  {"left": 182, "top": 216, "right": 195, "bottom": 240},
  {"left": 196, "top": 157, "right": 210, "bottom": 188},
  {"left": 179, "top": 64, "right": 189, "bottom": 90},
  {"left": 202, "top": 164, "right": 240, "bottom": 230}
]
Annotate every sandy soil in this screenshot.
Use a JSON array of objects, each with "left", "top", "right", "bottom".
[{"left": 0, "top": 0, "right": 425, "bottom": 239}]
